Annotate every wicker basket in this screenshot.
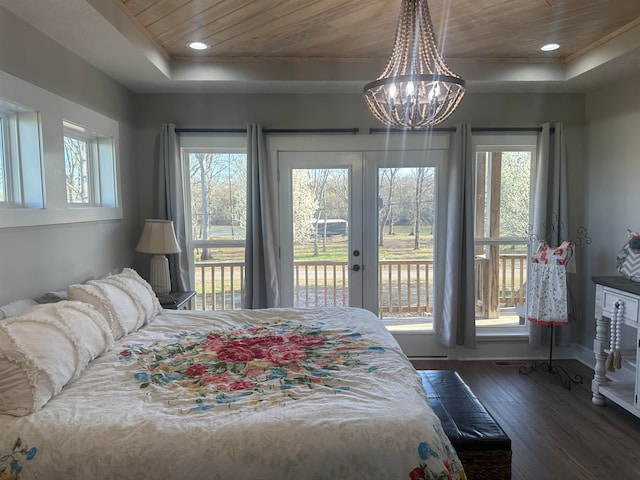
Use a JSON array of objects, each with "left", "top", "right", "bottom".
[{"left": 458, "top": 449, "right": 512, "bottom": 480}]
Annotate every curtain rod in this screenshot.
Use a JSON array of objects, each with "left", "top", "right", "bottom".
[
  {"left": 176, "top": 128, "right": 359, "bottom": 135},
  {"left": 369, "top": 127, "right": 456, "bottom": 134},
  {"left": 370, "top": 126, "right": 554, "bottom": 134},
  {"left": 472, "top": 127, "right": 550, "bottom": 133},
  {"left": 176, "top": 126, "right": 554, "bottom": 135}
]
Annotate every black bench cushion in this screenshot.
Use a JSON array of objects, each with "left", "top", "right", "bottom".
[{"left": 419, "top": 369, "right": 511, "bottom": 452}]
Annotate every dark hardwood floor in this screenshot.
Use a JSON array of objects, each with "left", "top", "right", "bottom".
[{"left": 410, "top": 359, "right": 640, "bottom": 480}]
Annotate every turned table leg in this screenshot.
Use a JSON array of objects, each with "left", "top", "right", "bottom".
[{"left": 592, "top": 285, "right": 607, "bottom": 406}]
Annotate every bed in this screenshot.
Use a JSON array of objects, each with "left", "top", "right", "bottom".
[{"left": 0, "top": 269, "right": 465, "bottom": 480}]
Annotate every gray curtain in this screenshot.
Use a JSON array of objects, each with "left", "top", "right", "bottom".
[
  {"left": 529, "top": 123, "right": 570, "bottom": 347},
  {"left": 438, "top": 123, "right": 476, "bottom": 348},
  {"left": 243, "top": 124, "right": 280, "bottom": 308},
  {"left": 156, "top": 123, "right": 191, "bottom": 292}
]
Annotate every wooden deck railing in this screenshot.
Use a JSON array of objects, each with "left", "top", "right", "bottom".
[
  {"left": 378, "top": 260, "right": 433, "bottom": 315},
  {"left": 193, "top": 261, "right": 245, "bottom": 311},
  {"left": 192, "top": 254, "right": 528, "bottom": 317},
  {"left": 474, "top": 253, "right": 527, "bottom": 318}
]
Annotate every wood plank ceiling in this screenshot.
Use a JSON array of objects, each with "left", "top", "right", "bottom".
[{"left": 116, "top": 0, "right": 640, "bottom": 64}]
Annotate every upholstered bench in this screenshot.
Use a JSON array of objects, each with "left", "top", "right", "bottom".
[{"left": 418, "top": 370, "right": 512, "bottom": 480}]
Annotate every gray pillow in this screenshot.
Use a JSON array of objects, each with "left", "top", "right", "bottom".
[
  {"left": 36, "top": 290, "right": 69, "bottom": 304},
  {"left": 0, "top": 298, "right": 38, "bottom": 320}
]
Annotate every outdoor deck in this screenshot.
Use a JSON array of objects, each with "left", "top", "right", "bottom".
[{"left": 192, "top": 254, "right": 527, "bottom": 329}]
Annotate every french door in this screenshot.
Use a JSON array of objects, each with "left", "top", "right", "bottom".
[
  {"left": 278, "top": 152, "right": 364, "bottom": 310},
  {"left": 274, "top": 135, "right": 449, "bottom": 357}
]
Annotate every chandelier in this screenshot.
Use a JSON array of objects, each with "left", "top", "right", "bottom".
[{"left": 363, "top": 0, "right": 465, "bottom": 129}]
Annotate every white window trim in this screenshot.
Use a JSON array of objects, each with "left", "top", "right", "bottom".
[
  {"left": 0, "top": 69, "right": 121, "bottom": 228},
  {"left": 0, "top": 111, "right": 11, "bottom": 204},
  {"left": 180, "top": 133, "right": 248, "bottom": 286},
  {"left": 473, "top": 133, "right": 537, "bottom": 337}
]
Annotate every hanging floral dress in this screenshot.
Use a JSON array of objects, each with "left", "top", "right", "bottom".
[{"left": 527, "top": 240, "right": 572, "bottom": 326}]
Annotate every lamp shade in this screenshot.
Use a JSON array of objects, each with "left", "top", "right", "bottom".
[{"left": 135, "top": 219, "right": 181, "bottom": 255}]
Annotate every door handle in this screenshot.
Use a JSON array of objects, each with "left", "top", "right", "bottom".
[{"left": 351, "top": 264, "right": 361, "bottom": 272}]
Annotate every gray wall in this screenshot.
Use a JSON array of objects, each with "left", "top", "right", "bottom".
[
  {"left": 581, "top": 71, "right": 640, "bottom": 348},
  {"left": 2, "top": 2, "right": 601, "bottom": 354},
  {"left": 0, "top": 6, "right": 137, "bottom": 304}
]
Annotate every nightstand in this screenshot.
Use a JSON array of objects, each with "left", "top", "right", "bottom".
[{"left": 158, "top": 291, "right": 196, "bottom": 310}]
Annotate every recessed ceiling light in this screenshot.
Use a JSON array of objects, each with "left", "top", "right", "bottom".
[
  {"left": 540, "top": 43, "right": 560, "bottom": 52},
  {"left": 187, "top": 41, "right": 209, "bottom": 50}
]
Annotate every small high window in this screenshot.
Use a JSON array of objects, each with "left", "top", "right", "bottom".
[
  {"left": 64, "top": 133, "right": 90, "bottom": 204},
  {"left": 0, "top": 99, "right": 43, "bottom": 209},
  {"left": 63, "top": 121, "right": 117, "bottom": 207},
  {"left": 0, "top": 117, "right": 8, "bottom": 203},
  {"left": 1, "top": 70, "right": 121, "bottom": 228}
]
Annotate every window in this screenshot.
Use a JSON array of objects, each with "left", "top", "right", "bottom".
[
  {"left": 182, "top": 136, "right": 247, "bottom": 310},
  {"left": 64, "top": 133, "right": 90, "bottom": 204},
  {"left": 0, "top": 99, "right": 43, "bottom": 209},
  {"left": 0, "top": 69, "right": 121, "bottom": 228},
  {"left": 474, "top": 135, "right": 536, "bottom": 333},
  {"left": 63, "top": 121, "right": 117, "bottom": 207},
  {"left": 0, "top": 116, "right": 7, "bottom": 203}
]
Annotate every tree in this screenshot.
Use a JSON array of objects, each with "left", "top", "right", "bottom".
[
  {"left": 228, "top": 153, "right": 247, "bottom": 237},
  {"left": 291, "top": 169, "right": 317, "bottom": 245},
  {"left": 378, "top": 168, "right": 399, "bottom": 246},
  {"left": 412, "top": 167, "right": 426, "bottom": 250},
  {"left": 189, "top": 152, "right": 244, "bottom": 260},
  {"left": 310, "top": 169, "right": 330, "bottom": 256},
  {"left": 499, "top": 152, "right": 531, "bottom": 237},
  {"left": 64, "top": 136, "right": 89, "bottom": 203}
]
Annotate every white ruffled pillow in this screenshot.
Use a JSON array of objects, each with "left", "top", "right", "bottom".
[
  {"left": 67, "top": 268, "right": 161, "bottom": 340},
  {"left": 0, "top": 301, "right": 113, "bottom": 416},
  {"left": 115, "top": 268, "right": 162, "bottom": 323}
]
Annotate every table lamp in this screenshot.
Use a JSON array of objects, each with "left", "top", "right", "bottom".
[{"left": 135, "top": 219, "right": 181, "bottom": 294}]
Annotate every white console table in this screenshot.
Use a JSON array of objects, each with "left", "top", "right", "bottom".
[{"left": 592, "top": 276, "right": 640, "bottom": 417}]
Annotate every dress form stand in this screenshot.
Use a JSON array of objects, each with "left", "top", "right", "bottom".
[
  {"left": 519, "top": 324, "right": 583, "bottom": 389},
  {"left": 518, "top": 236, "right": 585, "bottom": 390}
]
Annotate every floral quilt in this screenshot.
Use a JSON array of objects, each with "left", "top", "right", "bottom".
[
  {"left": 0, "top": 307, "right": 465, "bottom": 480},
  {"left": 118, "top": 319, "right": 382, "bottom": 412}
]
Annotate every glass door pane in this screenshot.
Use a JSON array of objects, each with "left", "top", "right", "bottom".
[
  {"left": 291, "top": 168, "right": 351, "bottom": 308},
  {"left": 474, "top": 147, "right": 533, "bottom": 329},
  {"left": 377, "top": 167, "right": 436, "bottom": 332},
  {"left": 278, "top": 151, "right": 363, "bottom": 309}
]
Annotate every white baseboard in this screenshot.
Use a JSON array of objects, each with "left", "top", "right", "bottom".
[{"left": 408, "top": 341, "right": 590, "bottom": 364}]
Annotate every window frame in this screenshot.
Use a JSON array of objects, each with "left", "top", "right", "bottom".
[
  {"left": 180, "top": 134, "right": 248, "bottom": 307},
  {"left": 63, "top": 121, "right": 117, "bottom": 208},
  {"left": 0, "top": 102, "right": 42, "bottom": 210},
  {"left": 0, "top": 113, "right": 10, "bottom": 204},
  {"left": 0, "top": 68, "right": 121, "bottom": 228},
  {"left": 64, "top": 128, "right": 94, "bottom": 205},
  {"left": 472, "top": 133, "right": 537, "bottom": 337},
  {"left": 184, "top": 147, "right": 248, "bottom": 249}
]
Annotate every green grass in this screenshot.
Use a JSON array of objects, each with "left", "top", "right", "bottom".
[
  {"left": 194, "top": 224, "right": 527, "bottom": 264},
  {"left": 295, "top": 225, "right": 435, "bottom": 261}
]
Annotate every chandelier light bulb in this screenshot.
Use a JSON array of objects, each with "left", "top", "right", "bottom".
[
  {"left": 429, "top": 82, "right": 441, "bottom": 101},
  {"left": 388, "top": 83, "right": 398, "bottom": 99},
  {"left": 406, "top": 81, "right": 415, "bottom": 96}
]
